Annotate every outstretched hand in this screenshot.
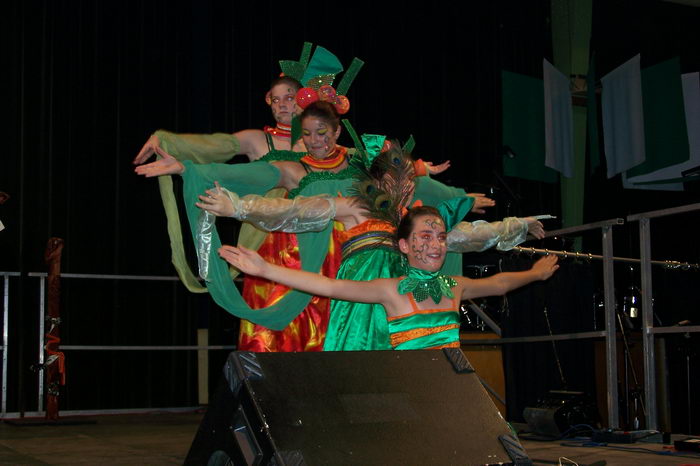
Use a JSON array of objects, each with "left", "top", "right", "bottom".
[
  {"left": 467, "top": 193, "right": 496, "bottom": 214},
  {"left": 134, "top": 134, "right": 162, "bottom": 165},
  {"left": 425, "top": 160, "right": 451, "bottom": 176},
  {"left": 218, "top": 245, "right": 267, "bottom": 277},
  {"left": 134, "top": 149, "right": 185, "bottom": 177},
  {"left": 524, "top": 217, "right": 545, "bottom": 239},
  {"left": 531, "top": 254, "right": 559, "bottom": 280},
  {"left": 196, "top": 182, "right": 234, "bottom": 217}
]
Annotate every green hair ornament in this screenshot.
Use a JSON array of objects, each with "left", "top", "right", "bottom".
[
  {"left": 402, "top": 135, "right": 416, "bottom": 154},
  {"left": 341, "top": 120, "right": 386, "bottom": 170},
  {"left": 278, "top": 42, "right": 313, "bottom": 83},
  {"left": 301, "top": 46, "right": 344, "bottom": 88}
]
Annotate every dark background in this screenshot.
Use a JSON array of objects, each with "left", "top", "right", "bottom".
[{"left": 2, "top": 0, "right": 699, "bottom": 432}]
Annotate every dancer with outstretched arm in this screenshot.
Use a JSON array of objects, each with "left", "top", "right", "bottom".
[{"left": 220, "top": 205, "right": 558, "bottom": 350}]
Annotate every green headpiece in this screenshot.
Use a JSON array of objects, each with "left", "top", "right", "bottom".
[{"left": 280, "top": 43, "right": 364, "bottom": 144}]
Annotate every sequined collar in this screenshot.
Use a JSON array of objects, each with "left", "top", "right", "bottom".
[
  {"left": 300, "top": 146, "right": 348, "bottom": 169},
  {"left": 397, "top": 266, "right": 457, "bottom": 304}
]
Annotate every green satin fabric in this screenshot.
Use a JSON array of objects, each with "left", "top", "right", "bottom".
[
  {"left": 388, "top": 309, "right": 461, "bottom": 350},
  {"left": 181, "top": 159, "right": 336, "bottom": 330},
  {"left": 323, "top": 247, "right": 402, "bottom": 351},
  {"left": 323, "top": 194, "right": 472, "bottom": 351},
  {"left": 175, "top": 153, "right": 473, "bottom": 330},
  {"left": 359, "top": 134, "right": 387, "bottom": 169},
  {"left": 180, "top": 160, "right": 357, "bottom": 330}
]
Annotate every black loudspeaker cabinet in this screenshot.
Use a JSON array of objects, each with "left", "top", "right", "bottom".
[{"left": 186, "top": 349, "right": 531, "bottom": 466}]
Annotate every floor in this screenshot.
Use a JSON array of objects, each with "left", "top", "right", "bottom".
[
  {"left": 1, "top": 411, "right": 699, "bottom": 465},
  {"left": 0, "top": 411, "right": 202, "bottom": 465},
  {"left": 521, "top": 436, "right": 699, "bottom": 466}
]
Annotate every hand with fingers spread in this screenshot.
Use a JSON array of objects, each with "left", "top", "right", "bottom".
[
  {"left": 196, "top": 182, "right": 235, "bottom": 217},
  {"left": 467, "top": 193, "right": 496, "bottom": 214},
  {"left": 133, "top": 150, "right": 185, "bottom": 177},
  {"left": 523, "top": 217, "right": 545, "bottom": 239},
  {"left": 219, "top": 245, "right": 267, "bottom": 276},
  {"left": 425, "top": 160, "right": 451, "bottom": 176}
]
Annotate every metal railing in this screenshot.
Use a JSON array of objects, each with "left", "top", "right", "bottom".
[
  {"left": 461, "top": 203, "right": 700, "bottom": 430},
  {"left": 626, "top": 202, "right": 700, "bottom": 431},
  {"left": 460, "top": 217, "right": 624, "bottom": 428},
  {"left": 1, "top": 272, "right": 20, "bottom": 415},
  {"left": 0, "top": 271, "right": 235, "bottom": 418},
  {"left": 6, "top": 204, "right": 698, "bottom": 425}
]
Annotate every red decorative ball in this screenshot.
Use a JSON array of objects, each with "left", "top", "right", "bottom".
[
  {"left": 295, "top": 87, "right": 319, "bottom": 109},
  {"left": 318, "top": 84, "right": 338, "bottom": 101},
  {"left": 335, "top": 95, "right": 350, "bottom": 114}
]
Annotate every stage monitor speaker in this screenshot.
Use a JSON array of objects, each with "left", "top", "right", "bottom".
[
  {"left": 523, "top": 390, "right": 599, "bottom": 438},
  {"left": 186, "top": 349, "right": 531, "bottom": 466}
]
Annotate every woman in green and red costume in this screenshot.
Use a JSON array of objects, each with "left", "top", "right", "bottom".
[
  {"left": 198, "top": 138, "right": 545, "bottom": 350},
  {"left": 135, "top": 45, "right": 368, "bottom": 351},
  {"left": 135, "top": 43, "right": 459, "bottom": 352},
  {"left": 218, "top": 205, "right": 558, "bottom": 350}
]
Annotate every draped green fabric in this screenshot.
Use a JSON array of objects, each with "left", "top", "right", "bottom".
[
  {"left": 155, "top": 131, "right": 241, "bottom": 292},
  {"left": 181, "top": 160, "right": 334, "bottom": 330},
  {"left": 156, "top": 130, "right": 240, "bottom": 164},
  {"left": 175, "top": 153, "right": 473, "bottom": 329},
  {"left": 628, "top": 57, "right": 690, "bottom": 178},
  {"left": 501, "top": 71, "right": 559, "bottom": 183}
]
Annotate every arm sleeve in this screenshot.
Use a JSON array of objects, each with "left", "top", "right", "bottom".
[
  {"left": 155, "top": 130, "right": 241, "bottom": 164},
  {"left": 224, "top": 190, "right": 336, "bottom": 233},
  {"left": 412, "top": 177, "right": 467, "bottom": 206},
  {"left": 446, "top": 217, "right": 528, "bottom": 253}
]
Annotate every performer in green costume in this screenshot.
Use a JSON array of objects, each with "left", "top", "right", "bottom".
[
  {"left": 218, "top": 205, "right": 558, "bottom": 350},
  {"left": 198, "top": 138, "right": 545, "bottom": 350}
]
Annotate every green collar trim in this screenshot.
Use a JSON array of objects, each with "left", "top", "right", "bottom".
[{"left": 397, "top": 266, "right": 457, "bottom": 304}]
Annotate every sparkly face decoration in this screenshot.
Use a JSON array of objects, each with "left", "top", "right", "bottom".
[
  {"left": 301, "top": 117, "right": 341, "bottom": 159},
  {"left": 268, "top": 83, "right": 299, "bottom": 125},
  {"left": 399, "top": 214, "right": 447, "bottom": 272}
]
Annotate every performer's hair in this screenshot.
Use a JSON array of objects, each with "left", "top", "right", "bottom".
[
  {"left": 397, "top": 206, "right": 443, "bottom": 241},
  {"left": 270, "top": 75, "right": 302, "bottom": 92},
  {"left": 300, "top": 101, "right": 340, "bottom": 130}
]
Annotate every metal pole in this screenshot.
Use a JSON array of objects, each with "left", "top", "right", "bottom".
[
  {"left": 639, "top": 218, "right": 657, "bottom": 430},
  {"left": 2, "top": 275, "right": 9, "bottom": 415},
  {"left": 464, "top": 300, "right": 502, "bottom": 336},
  {"left": 602, "top": 225, "right": 619, "bottom": 428},
  {"left": 512, "top": 246, "right": 698, "bottom": 270},
  {"left": 38, "top": 276, "right": 45, "bottom": 414}
]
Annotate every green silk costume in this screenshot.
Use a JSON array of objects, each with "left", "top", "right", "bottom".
[
  {"left": 178, "top": 155, "right": 469, "bottom": 331},
  {"left": 323, "top": 195, "right": 474, "bottom": 351},
  {"left": 322, "top": 224, "right": 400, "bottom": 351},
  {"left": 148, "top": 127, "right": 471, "bottom": 331},
  {"left": 387, "top": 297, "right": 462, "bottom": 350}
]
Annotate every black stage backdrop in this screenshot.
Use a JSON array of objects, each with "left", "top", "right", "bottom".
[{"left": 2, "top": 0, "right": 699, "bottom": 431}]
